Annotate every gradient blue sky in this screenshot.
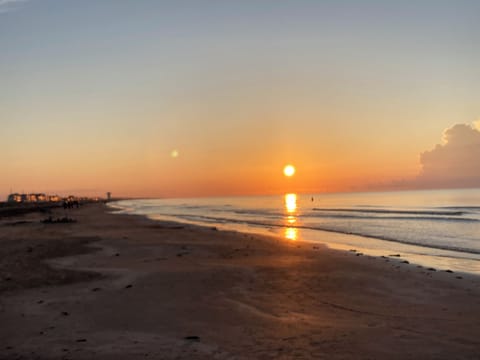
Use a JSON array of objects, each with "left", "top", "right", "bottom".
[{"left": 1, "top": 1, "right": 479, "bottom": 198}]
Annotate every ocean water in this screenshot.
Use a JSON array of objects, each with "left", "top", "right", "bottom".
[{"left": 111, "top": 189, "right": 480, "bottom": 274}]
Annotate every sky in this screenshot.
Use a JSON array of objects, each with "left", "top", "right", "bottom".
[{"left": 1, "top": 0, "right": 479, "bottom": 199}]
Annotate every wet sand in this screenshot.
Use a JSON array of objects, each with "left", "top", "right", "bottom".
[{"left": 1, "top": 203, "right": 479, "bottom": 359}]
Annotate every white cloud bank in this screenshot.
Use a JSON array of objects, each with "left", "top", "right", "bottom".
[{"left": 416, "top": 122, "right": 480, "bottom": 188}]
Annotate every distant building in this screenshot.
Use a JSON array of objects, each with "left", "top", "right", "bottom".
[
  {"left": 6, "top": 193, "right": 62, "bottom": 203},
  {"left": 48, "top": 195, "right": 62, "bottom": 202},
  {"left": 7, "top": 193, "right": 22, "bottom": 203},
  {"left": 36, "top": 193, "right": 47, "bottom": 202}
]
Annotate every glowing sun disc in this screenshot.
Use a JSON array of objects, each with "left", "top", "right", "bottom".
[{"left": 283, "top": 165, "right": 295, "bottom": 177}]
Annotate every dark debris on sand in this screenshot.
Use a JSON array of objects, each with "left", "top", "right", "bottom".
[
  {"left": 41, "top": 216, "right": 76, "bottom": 224},
  {"left": 184, "top": 336, "right": 200, "bottom": 341}
]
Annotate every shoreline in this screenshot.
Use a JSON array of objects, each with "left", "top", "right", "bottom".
[
  {"left": 1, "top": 203, "right": 479, "bottom": 359},
  {"left": 119, "top": 208, "right": 480, "bottom": 284},
  {"left": 112, "top": 202, "right": 480, "bottom": 276}
]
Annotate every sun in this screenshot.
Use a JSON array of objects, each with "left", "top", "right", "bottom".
[{"left": 283, "top": 165, "right": 296, "bottom": 177}]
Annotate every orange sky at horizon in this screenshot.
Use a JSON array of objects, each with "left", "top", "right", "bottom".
[
  {"left": 5, "top": 118, "right": 479, "bottom": 199},
  {"left": 1, "top": 96, "right": 475, "bottom": 199},
  {"left": 1, "top": 136, "right": 423, "bottom": 199}
]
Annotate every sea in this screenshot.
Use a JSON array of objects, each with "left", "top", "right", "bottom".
[{"left": 110, "top": 189, "right": 480, "bottom": 275}]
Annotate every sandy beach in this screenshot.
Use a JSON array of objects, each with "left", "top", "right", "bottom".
[{"left": 1, "top": 202, "right": 479, "bottom": 359}]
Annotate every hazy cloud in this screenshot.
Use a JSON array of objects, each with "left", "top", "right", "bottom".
[
  {"left": 0, "top": 0, "right": 27, "bottom": 13},
  {"left": 416, "top": 123, "right": 480, "bottom": 188},
  {"left": 474, "top": 119, "right": 480, "bottom": 131}
]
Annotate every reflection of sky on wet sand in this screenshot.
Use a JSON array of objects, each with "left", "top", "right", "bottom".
[{"left": 284, "top": 193, "right": 298, "bottom": 240}]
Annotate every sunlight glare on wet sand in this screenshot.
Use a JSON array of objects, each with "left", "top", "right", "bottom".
[{"left": 285, "top": 227, "right": 298, "bottom": 241}]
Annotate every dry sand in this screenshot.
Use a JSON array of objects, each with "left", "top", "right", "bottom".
[{"left": 0, "top": 203, "right": 479, "bottom": 359}]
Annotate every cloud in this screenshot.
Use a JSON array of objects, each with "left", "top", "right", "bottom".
[
  {"left": 0, "top": 0, "right": 27, "bottom": 13},
  {"left": 474, "top": 119, "right": 480, "bottom": 131},
  {"left": 0, "top": 0, "right": 25, "bottom": 5},
  {"left": 416, "top": 122, "right": 480, "bottom": 188}
]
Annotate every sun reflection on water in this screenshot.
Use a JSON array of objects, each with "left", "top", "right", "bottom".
[
  {"left": 284, "top": 193, "right": 298, "bottom": 241},
  {"left": 285, "top": 193, "right": 297, "bottom": 213}
]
